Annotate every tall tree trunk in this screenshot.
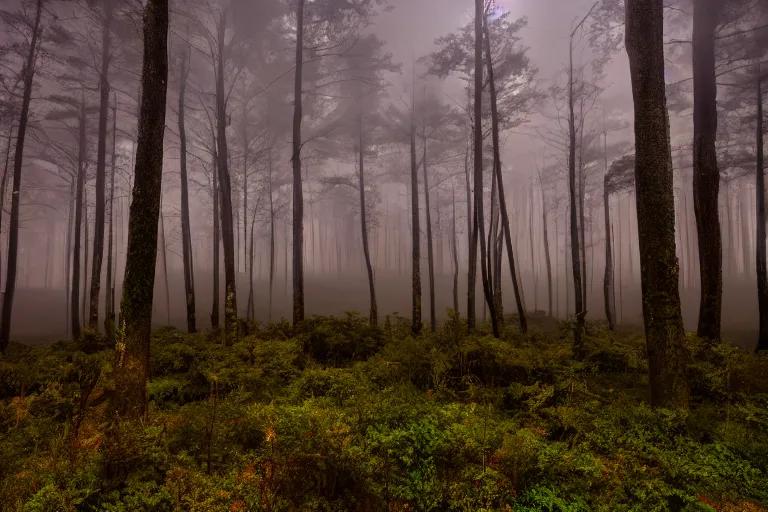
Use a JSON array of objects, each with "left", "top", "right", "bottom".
[
  {"left": 484, "top": 16, "right": 524, "bottom": 333},
  {"left": 159, "top": 199, "right": 170, "bottom": 325},
  {"left": 692, "top": 0, "right": 722, "bottom": 341},
  {"left": 179, "top": 44, "right": 196, "bottom": 333},
  {"left": 625, "top": 0, "right": 689, "bottom": 407},
  {"left": 452, "top": 181, "right": 459, "bottom": 314},
  {"left": 0, "top": 126, "right": 15, "bottom": 292},
  {"left": 242, "top": 104, "right": 248, "bottom": 277},
  {"left": 66, "top": 179, "right": 74, "bottom": 338},
  {"left": 292, "top": 0, "right": 305, "bottom": 324},
  {"left": 410, "top": 98, "right": 422, "bottom": 335},
  {"left": 539, "top": 175, "right": 553, "bottom": 317},
  {"left": 359, "top": 115, "right": 377, "bottom": 326},
  {"left": 71, "top": 95, "right": 87, "bottom": 341},
  {"left": 89, "top": 3, "right": 113, "bottom": 330},
  {"left": 104, "top": 94, "right": 117, "bottom": 341},
  {"left": 268, "top": 151, "right": 275, "bottom": 323},
  {"left": 603, "top": 177, "right": 615, "bottom": 330},
  {"left": 568, "top": 23, "right": 585, "bottom": 353},
  {"left": 211, "top": 147, "right": 220, "bottom": 330},
  {"left": 755, "top": 68, "right": 768, "bottom": 351},
  {"left": 83, "top": 186, "right": 89, "bottom": 328},
  {"left": 422, "top": 124, "right": 435, "bottom": 331},
  {"left": 741, "top": 178, "right": 752, "bottom": 277},
  {"left": 247, "top": 201, "right": 257, "bottom": 323},
  {"left": 0, "top": 0, "right": 42, "bottom": 352},
  {"left": 465, "top": 135, "right": 475, "bottom": 327},
  {"left": 215, "top": 18, "right": 238, "bottom": 340},
  {"left": 113, "top": 0, "right": 168, "bottom": 418},
  {"left": 472, "top": 2, "right": 499, "bottom": 337}
]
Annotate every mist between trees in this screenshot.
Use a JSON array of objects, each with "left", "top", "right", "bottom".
[{"left": 0, "top": 0, "right": 767, "bottom": 406}]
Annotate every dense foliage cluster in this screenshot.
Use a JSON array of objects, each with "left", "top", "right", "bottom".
[{"left": 1, "top": 315, "right": 767, "bottom": 511}]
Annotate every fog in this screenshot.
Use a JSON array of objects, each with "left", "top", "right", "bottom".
[{"left": 0, "top": 0, "right": 766, "bottom": 349}]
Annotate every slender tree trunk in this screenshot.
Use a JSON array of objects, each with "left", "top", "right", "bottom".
[
  {"left": 247, "top": 201, "right": 257, "bottom": 323},
  {"left": 292, "top": 0, "right": 305, "bottom": 324},
  {"left": 473, "top": 4, "right": 499, "bottom": 338},
  {"left": 755, "top": 68, "right": 768, "bottom": 351},
  {"left": 539, "top": 176, "right": 553, "bottom": 317},
  {"left": 359, "top": 115, "right": 377, "bottom": 326},
  {"left": 83, "top": 187, "right": 89, "bottom": 328},
  {"left": 66, "top": 179, "right": 74, "bottom": 338},
  {"left": 211, "top": 148, "right": 220, "bottom": 330},
  {"left": 242, "top": 104, "right": 248, "bottom": 277},
  {"left": 625, "top": 0, "right": 689, "bottom": 407},
  {"left": 0, "top": 0, "right": 42, "bottom": 352},
  {"left": 113, "top": 0, "right": 168, "bottom": 419},
  {"left": 215, "top": 19, "right": 238, "bottom": 340},
  {"left": 422, "top": 124, "right": 436, "bottom": 331},
  {"left": 71, "top": 95, "right": 87, "bottom": 341},
  {"left": 268, "top": 151, "right": 275, "bottom": 323},
  {"left": 159, "top": 199, "right": 170, "bottom": 325},
  {"left": 104, "top": 94, "right": 117, "bottom": 340},
  {"left": 742, "top": 178, "right": 752, "bottom": 277},
  {"left": 465, "top": 134, "right": 475, "bottom": 327},
  {"left": 603, "top": 177, "right": 615, "bottom": 330},
  {"left": 410, "top": 98, "right": 422, "bottom": 335},
  {"left": 568, "top": 29, "right": 585, "bottom": 352},
  {"left": 0, "top": 126, "right": 15, "bottom": 292},
  {"left": 452, "top": 181, "right": 459, "bottom": 314},
  {"left": 692, "top": 0, "right": 722, "bottom": 341},
  {"left": 178, "top": 44, "right": 196, "bottom": 333}
]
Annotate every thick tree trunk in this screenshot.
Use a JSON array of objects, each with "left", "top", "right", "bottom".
[
  {"left": 113, "top": 0, "right": 168, "bottom": 419},
  {"left": 71, "top": 97, "right": 87, "bottom": 342},
  {"left": 178, "top": 45, "right": 196, "bottom": 333},
  {"left": 410, "top": 103, "right": 422, "bottom": 335},
  {"left": 692, "top": 0, "right": 722, "bottom": 341},
  {"left": 422, "top": 127, "right": 435, "bottom": 331},
  {"left": 0, "top": 0, "right": 42, "bottom": 353},
  {"left": 292, "top": 0, "right": 305, "bottom": 324},
  {"left": 359, "top": 117, "right": 377, "bottom": 326},
  {"left": 105, "top": 94, "right": 117, "bottom": 341},
  {"left": 89, "top": 4, "right": 113, "bottom": 330},
  {"left": 211, "top": 150, "right": 220, "bottom": 330},
  {"left": 215, "top": 20, "right": 238, "bottom": 340},
  {"left": 755, "top": 69, "right": 768, "bottom": 351},
  {"left": 625, "top": 0, "right": 689, "bottom": 407}
]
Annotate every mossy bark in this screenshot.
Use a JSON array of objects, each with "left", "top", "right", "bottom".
[
  {"left": 692, "top": 0, "right": 723, "bottom": 342},
  {"left": 113, "top": 0, "right": 168, "bottom": 419},
  {"left": 625, "top": 0, "right": 689, "bottom": 408}
]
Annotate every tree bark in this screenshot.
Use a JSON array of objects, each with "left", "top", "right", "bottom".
[
  {"left": 410, "top": 98, "right": 422, "bottom": 335},
  {"left": 359, "top": 115, "right": 377, "bottom": 326},
  {"left": 539, "top": 174, "right": 553, "bottom": 317},
  {"left": 70, "top": 97, "right": 87, "bottom": 341},
  {"left": 465, "top": 93, "right": 475, "bottom": 329},
  {"left": 0, "top": 0, "right": 42, "bottom": 353},
  {"left": 568, "top": 28, "right": 585, "bottom": 352},
  {"left": 104, "top": 94, "right": 117, "bottom": 341},
  {"left": 113, "top": 0, "right": 168, "bottom": 419},
  {"left": 422, "top": 123, "right": 435, "bottom": 331},
  {"left": 755, "top": 68, "right": 768, "bottom": 351},
  {"left": 472, "top": 0, "right": 499, "bottom": 338},
  {"left": 484, "top": 16, "right": 525, "bottom": 333},
  {"left": 452, "top": 180, "right": 459, "bottom": 314},
  {"left": 268, "top": 151, "right": 275, "bottom": 323},
  {"left": 178, "top": 44, "right": 196, "bottom": 333},
  {"left": 603, "top": 176, "right": 615, "bottom": 330},
  {"left": 625, "top": 0, "right": 689, "bottom": 407},
  {"left": 215, "top": 17, "right": 238, "bottom": 341},
  {"left": 211, "top": 148, "right": 220, "bottom": 330},
  {"left": 692, "top": 0, "right": 722, "bottom": 341},
  {"left": 159, "top": 199, "right": 170, "bottom": 325},
  {"left": 292, "top": 0, "right": 305, "bottom": 324},
  {"left": 89, "top": 3, "right": 113, "bottom": 330}
]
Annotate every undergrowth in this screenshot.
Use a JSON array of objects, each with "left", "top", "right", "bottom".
[{"left": 1, "top": 311, "right": 767, "bottom": 511}]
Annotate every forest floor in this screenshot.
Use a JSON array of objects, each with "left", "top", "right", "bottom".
[{"left": 1, "top": 313, "right": 767, "bottom": 511}]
